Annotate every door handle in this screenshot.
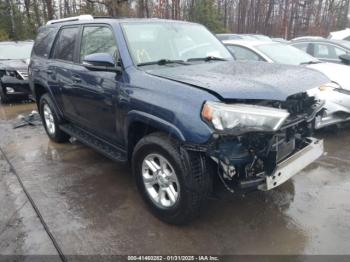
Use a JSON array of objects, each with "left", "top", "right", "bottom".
[
  {"left": 32, "top": 68, "right": 40, "bottom": 72},
  {"left": 72, "top": 75, "right": 81, "bottom": 83},
  {"left": 46, "top": 70, "right": 53, "bottom": 74}
]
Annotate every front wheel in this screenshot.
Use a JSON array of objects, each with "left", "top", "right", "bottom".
[
  {"left": 132, "top": 132, "right": 212, "bottom": 225},
  {"left": 39, "top": 94, "right": 70, "bottom": 143}
]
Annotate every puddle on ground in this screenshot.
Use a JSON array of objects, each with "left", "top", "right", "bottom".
[{"left": 0, "top": 101, "right": 36, "bottom": 121}]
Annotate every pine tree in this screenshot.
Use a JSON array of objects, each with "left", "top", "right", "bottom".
[{"left": 191, "top": 0, "right": 225, "bottom": 33}]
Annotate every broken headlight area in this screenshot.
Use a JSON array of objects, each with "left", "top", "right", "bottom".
[
  {"left": 202, "top": 101, "right": 290, "bottom": 134},
  {"left": 0, "top": 69, "right": 27, "bottom": 81},
  {"left": 204, "top": 93, "right": 324, "bottom": 193}
]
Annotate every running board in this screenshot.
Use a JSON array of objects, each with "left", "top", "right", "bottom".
[{"left": 59, "top": 124, "right": 127, "bottom": 163}]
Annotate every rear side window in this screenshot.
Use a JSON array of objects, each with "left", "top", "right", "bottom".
[
  {"left": 52, "top": 27, "right": 79, "bottom": 62},
  {"left": 32, "top": 27, "right": 57, "bottom": 58},
  {"left": 313, "top": 43, "right": 346, "bottom": 59},
  {"left": 80, "top": 26, "right": 117, "bottom": 62}
]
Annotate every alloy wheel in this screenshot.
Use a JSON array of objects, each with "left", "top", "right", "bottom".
[
  {"left": 43, "top": 104, "right": 56, "bottom": 135},
  {"left": 142, "top": 153, "right": 180, "bottom": 209}
]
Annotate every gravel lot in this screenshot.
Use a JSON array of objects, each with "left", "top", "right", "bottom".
[{"left": 1, "top": 101, "right": 350, "bottom": 257}]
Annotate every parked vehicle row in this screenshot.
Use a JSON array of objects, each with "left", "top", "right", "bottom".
[
  {"left": 291, "top": 38, "right": 350, "bottom": 65},
  {"left": 223, "top": 40, "right": 350, "bottom": 129},
  {"left": 217, "top": 33, "right": 350, "bottom": 65}
]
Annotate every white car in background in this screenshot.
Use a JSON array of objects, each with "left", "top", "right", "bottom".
[
  {"left": 329, "top": 28, "right": 350, "bottom": 41},
  {"left": 223, "top": 40, "right": 350, "bottom": 129}
]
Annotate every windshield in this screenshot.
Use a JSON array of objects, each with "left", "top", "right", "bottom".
[
  {"left": 0, "top": 42, "right": 33, "bottom": 60},
  {"left": 255, "top": 43, "right": 319, "bottom": 65},
  {"left": 122, "top": 22, "right": 233, "bottom": 66}
]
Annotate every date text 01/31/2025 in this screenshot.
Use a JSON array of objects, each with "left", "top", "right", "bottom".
[{"left": 127, "top": 255, "right": 220, "bottom": 261}]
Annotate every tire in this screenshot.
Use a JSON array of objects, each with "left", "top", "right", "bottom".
[
  {"left": 0, "top": 84, "right": 8, "bottom": 104},
  {"left": 132, "top": 132, "right": 212, "bottom": 225},
  {"left": 39, "top": 94, "right": 70, "bottom": 143}
]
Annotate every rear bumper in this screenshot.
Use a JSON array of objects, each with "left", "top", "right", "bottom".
[{"left": 258, "top": 138, "right": 323, "bottom": 191}]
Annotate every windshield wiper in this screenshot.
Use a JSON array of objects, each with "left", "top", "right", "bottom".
[
  {"left": 300, "top": 60, "right": 321, "bottom": 65},
  {"left": 187, "top": 56, "right": 228, "bottom": 62},
  {"left": 137, "top": 59, "right": 189, "bottom": 67}
]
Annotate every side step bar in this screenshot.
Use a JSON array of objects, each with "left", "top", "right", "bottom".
[{"left": 59, "top": 124, "right": 127, "bottom": 163}]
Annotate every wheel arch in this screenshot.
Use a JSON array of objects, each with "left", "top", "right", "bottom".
[
  {"left": 34, "top": 82, "right": 64, "bottom": 122},
  {"left": 126, "top": 110, "right": 186, "bottom": 161}
]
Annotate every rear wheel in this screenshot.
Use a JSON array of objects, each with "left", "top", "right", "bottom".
[
  {"left": 39, "top": 94, "right": 70, "bottom": 143},
  {"left": 132, "top": 132, "right": 212, "bottom": 225}
]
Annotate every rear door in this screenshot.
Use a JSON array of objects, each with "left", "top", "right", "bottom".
[
  {"left": 68, "top": 24, "right": 123, "bottom": 144},
  {"left": 50, "top": 26, "right": 81, "bottom": 120}
]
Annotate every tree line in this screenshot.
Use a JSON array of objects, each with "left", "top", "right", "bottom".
[{"left": 0, "top": 0, "right": 349, "bottom": 41}]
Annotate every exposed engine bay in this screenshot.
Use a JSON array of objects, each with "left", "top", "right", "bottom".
[{"left": 206, "top": 92, "right": 325, "bottom": 192}]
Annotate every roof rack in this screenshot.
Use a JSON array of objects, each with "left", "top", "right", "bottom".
[{"left": 46, "top": 15, "right": 94, "bottom": 25}]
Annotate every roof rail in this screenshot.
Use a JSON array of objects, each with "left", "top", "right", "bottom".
[{"left": 46, "top": 15, "right": 94, "bottom": 25}]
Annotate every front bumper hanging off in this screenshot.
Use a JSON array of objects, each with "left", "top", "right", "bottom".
[{"left": 258, "top": 138, "right": 324, "bottom": 191}]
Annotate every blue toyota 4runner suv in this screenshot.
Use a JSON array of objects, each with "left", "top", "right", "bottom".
[{"left": 29, "top": 15, "right": 329, "bottom": 224}]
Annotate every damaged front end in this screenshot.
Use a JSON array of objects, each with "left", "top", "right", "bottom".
[{"left": 202, "top": 92, "right": 324, "bottom": 192}]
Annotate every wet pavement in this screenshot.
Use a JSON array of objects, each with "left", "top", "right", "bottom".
[{"left": 0, "top": 101, "right": 350, "bottom": 256}]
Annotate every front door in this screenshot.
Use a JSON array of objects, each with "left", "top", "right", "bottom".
[{"left": 69, "top": 25, "right": 122, "bottom": 144}]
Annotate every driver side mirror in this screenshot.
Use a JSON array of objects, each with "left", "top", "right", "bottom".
[
  {"left": 82, "top": 53, "right": 122, "bottom": 72},
  {"left": 339, "top": 54, "right": 350, "bottom": 65}
]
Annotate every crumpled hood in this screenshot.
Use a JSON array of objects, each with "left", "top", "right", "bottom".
[
  {"left": 307, "top": 62, "right": 350, "bottom": 90},
  {"left": 147, "top": 61, "right": 330, "bottom": 101},
  {"left": 0, "top": 59, "right": 29, "bottom": 71}
]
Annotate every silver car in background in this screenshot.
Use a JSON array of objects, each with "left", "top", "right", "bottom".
[{"left": 223, "top": 40, "right": 350, "bottom": 129}]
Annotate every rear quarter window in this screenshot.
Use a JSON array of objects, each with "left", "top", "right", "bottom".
[{"left": 32, "top": 27, "right": 57, "bottom": 58}]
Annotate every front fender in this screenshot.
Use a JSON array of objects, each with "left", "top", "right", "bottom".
[{"left": 126, "top": 110, "right": 186, "bottom": 142}]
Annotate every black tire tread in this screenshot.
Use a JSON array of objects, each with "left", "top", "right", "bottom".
[{"left": 132, "top": 132, "right": 212, "bottom": 225}]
